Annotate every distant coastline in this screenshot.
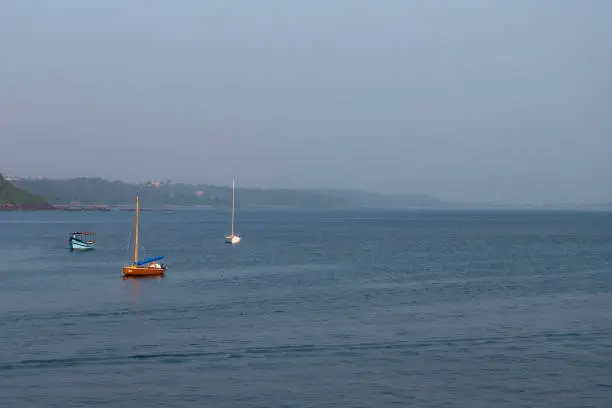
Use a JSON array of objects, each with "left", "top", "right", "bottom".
[
  {"left": 2, "top": 175, "right": 611, "bottom": 211},
  {"left": 9, "top": 176, "right": 450, "bottom": 210}
]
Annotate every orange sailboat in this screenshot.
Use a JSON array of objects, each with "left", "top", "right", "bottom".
[{"left": 123, "top": 195, "right": 167, "bottom": 277}]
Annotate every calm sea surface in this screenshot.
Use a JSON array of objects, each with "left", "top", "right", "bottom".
[{"left": 0, "top": 209, "right": 611, "bottom": 407}]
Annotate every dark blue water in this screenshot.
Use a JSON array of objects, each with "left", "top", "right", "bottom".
[{"left": 1, "top": 209, "right": 611, "bottom": 407}]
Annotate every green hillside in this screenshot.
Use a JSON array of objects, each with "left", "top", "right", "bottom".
[
  {"left": 12, "top": 177, "right": 352, "bottom": 208},
  {"left": 0, "top": 173, "right": 51, "bottom": 209},
  {"left": 12, "top": 177, "right": 450, "bottom": 209}
]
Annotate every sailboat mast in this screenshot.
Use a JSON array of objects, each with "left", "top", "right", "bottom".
[
  {"left": 231, "top": 180, "right": 235, "bottom": 236},
  {"left": 133, "top": 195, "right": 139, "bottom": 263}
]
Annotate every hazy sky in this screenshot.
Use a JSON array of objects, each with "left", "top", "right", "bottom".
[{"left": 1, "top": 0, "right": 610, "bottom": 204}]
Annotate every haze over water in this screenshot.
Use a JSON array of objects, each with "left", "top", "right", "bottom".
[
  {"left": 1, "top": 209, "right": 611, "bottom": 407},
  {"left": 1, "top": 1, "right": 611, "bottom": 205}
]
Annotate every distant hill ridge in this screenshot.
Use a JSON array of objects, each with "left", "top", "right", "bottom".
[
  {"left": 0, "top": 173, "right": 52, "bottom": 210},
  {"left": 11, "top": 176, "right": 452, "bottom": 209}
]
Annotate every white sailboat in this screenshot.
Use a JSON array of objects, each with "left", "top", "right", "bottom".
[{"left": 224, "top": 180, "right": 241, "bottom": 244}]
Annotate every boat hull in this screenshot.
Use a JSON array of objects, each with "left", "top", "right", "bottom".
[
  {"left": 123, "top": 265, "right": 167, "bottom": 277},
  {"left": 225, "top": 234, "right": 241, "bottom": 244},
  {"left": 69, "top": 238, "right": 96, "bottom": 251}
]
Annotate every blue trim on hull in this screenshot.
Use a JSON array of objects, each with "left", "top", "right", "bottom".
[{"left": 69, "top": 237, "right": 96, "bottom": 251}]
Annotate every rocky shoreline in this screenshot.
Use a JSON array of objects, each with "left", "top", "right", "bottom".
[
  {"left": 0, "top": 203, "right": 55, "bottom": 211},
  {"left": 0, "top": 204, "right": 153, "bottom": 212}
]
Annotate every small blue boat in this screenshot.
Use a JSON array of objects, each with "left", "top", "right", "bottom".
[{"left": 69, "top": 232, "right": 96, "bottom": 251}]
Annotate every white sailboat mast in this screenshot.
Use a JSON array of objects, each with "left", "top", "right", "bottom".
[{"left": 231, "top": 180, "right": 235, "bottom": 236}]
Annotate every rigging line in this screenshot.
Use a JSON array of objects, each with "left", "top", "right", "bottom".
[{"left": 126, "top": 229, "right": 132, "bottom": 251}]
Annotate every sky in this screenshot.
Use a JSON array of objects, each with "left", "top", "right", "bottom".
[{"left": 0, "top": 0, "right": 610, "bottom": 205}]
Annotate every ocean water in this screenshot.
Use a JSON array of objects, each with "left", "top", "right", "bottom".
[{"left": 0, "top": 209, "right": 611, "bottom": 407}]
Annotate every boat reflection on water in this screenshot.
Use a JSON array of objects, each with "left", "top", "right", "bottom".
[
  {"left": 124, "top": 274, "right": 165, "bottom": 300},
  {"left": 122, "top": 275, "right": 165, "bottom": 281}
]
